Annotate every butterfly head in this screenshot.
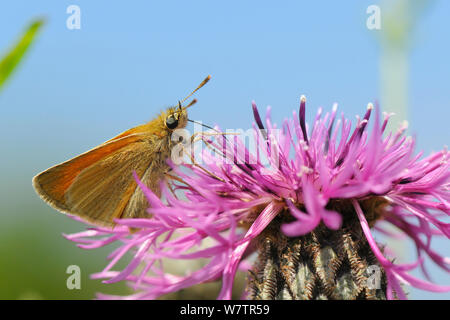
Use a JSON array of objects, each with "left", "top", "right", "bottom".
[
  {"left": 164, "top": 103, "right": 188, "bottom": 130},
  {"left": 163, "top": 75, "right": 211, "bottom": 131}
]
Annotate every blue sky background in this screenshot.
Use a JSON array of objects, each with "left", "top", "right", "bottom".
[{"left": 0, "top": 1, "right": 448, "bottom": 299}]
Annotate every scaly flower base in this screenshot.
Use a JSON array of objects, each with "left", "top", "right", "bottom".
[{"left": 247, "top": 200, "right": 389, "bottom": 300}]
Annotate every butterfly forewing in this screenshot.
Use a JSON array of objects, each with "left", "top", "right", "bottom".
[{"left": 33, "top": 132, "right": 167, "bottom": 227}]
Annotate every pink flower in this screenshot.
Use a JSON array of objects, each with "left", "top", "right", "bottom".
[{"left": 65, "top": 96, "right": 450, "bottom": 299}]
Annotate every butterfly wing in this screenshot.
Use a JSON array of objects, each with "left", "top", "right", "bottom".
[
  {"left": 33, "top": 132, "right": 169, "bottom": 227},
  {"left": 103, "top": 123, "right": 152, "bottom": 144}
]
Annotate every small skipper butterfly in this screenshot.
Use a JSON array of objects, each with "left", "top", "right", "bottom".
[{"left": 33, "top": 75, "right": 211, "bottom": 227}]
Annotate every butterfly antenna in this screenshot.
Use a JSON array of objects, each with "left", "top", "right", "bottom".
[
  {"left": 183, "top": 99, "right": 197, "bottom": 109},
  {"left": 180, "top": 75, "right": 211, "bottom": 105}
]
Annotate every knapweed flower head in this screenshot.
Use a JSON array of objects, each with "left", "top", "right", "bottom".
[{"left": 66, "top": 96, "right": 450, "bottom": 300}]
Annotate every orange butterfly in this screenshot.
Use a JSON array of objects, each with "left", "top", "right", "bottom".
[{"left": 33, "top": 76, "right": 211, "bottom": 227}]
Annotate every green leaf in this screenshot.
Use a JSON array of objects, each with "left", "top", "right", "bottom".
[{"left": 0, "top": 18, "right": 45, "bottom": 91}]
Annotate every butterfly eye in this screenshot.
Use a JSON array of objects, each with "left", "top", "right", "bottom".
[{"left": 165, "top": 115, "right": 179, "bottom": 129}]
